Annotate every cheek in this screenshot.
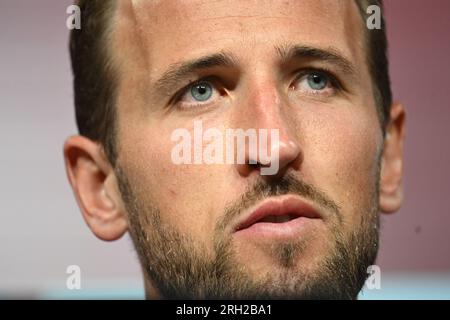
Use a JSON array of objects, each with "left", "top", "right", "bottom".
[
  {"left": 117, "top": 122, "right": 231, "bottom": 243},
  {"left": 302, "top": 107, "right": 382, "bottom": 225}
]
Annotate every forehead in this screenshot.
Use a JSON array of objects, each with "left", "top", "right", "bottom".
[{"left": 114, "top": 0, "right": 365, "bottom": 74}]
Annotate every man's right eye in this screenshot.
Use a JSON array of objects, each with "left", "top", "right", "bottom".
[
  {"left": 189, "top": 82, "right": 213, "bottom": 102},
  {"left": 176, "top": 80, "right": 219, "bottom": 109}
]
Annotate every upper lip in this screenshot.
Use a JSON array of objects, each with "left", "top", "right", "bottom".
[{"left": 234, "top": 196, "right": 322, "bottom": 232}]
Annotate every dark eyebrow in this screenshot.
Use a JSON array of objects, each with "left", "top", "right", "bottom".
[
  {"left": 153, "top": 45, "right": 356, "bottom": 97},
  {"left": 153, "top": 52, "right": 238, "bottom": 95},
  {"left": 275, "top": 44, "right": 357, "bottom": 78}
]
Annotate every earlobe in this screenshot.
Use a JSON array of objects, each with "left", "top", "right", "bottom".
[
  {"left": 64, "top": 135, "right": 128, "bottom": 241},
  {"left": 379, "top": 103, "right": 406, "bottom": 214}
]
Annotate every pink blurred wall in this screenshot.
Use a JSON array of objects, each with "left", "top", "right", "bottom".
[{"left": 377, "top": 0, "right": 450, "bottom": 270}]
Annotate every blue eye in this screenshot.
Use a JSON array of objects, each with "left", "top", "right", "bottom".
[
  {"left": 306, "top": 73, "right": 328, "bottom": 90},
  {"left": 291, "top": 70, "right": 338, "bottom": 97},
  {"left": 190, "top": 81, "right": 213, "bottom": 102}
]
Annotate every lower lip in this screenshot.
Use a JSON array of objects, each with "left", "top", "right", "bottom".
[{"left": 234, "top": 216, "right": 318, "bottom": 240}]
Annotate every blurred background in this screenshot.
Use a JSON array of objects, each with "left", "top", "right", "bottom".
[{"left": 0, "top": 0, "right": 449, "bottom": 299}]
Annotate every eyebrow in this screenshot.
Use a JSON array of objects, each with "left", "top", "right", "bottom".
[
  {"left": 153, "top": 44, "right": 357, "bottom": 96},
  {"left": 153, "top": 52, "right": 238, "bottom": 95},
  {"left": 275, "top": 44, "right": 357, "bottom": 78}
]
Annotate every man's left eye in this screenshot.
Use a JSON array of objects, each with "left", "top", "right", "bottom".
[
  {"left": 291, "top": 71, "right": 336, "bottom": 94},
  {"left": 306, "top": 73, "right": 328, "bottom": 90}
]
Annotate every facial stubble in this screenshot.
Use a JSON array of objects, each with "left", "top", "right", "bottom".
[{"left": 116, "top": 167, "right": 380, "bottom": 299}]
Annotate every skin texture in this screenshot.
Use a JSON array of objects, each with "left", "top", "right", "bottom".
[{"left": 64, "top": 0, "right": 406, "bottom": 299}]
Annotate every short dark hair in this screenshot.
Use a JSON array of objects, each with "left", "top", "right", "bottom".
[
  {"left": 70, "top": 0, "right": 118, "bottom": 163},
  {"left": 355, "top": 0, "right": 392, "bottom": 129},
  {"left": 70, "top": 0, "right": 392, "bottom": 164}
]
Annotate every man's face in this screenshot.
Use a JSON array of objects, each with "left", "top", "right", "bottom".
[{"left": 111, "top": 0, "right": 384, "bottom": 298}]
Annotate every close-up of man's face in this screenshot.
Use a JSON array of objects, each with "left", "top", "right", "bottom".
[{"left": 64, "top": 0, "right": 405, "bottom": 299}]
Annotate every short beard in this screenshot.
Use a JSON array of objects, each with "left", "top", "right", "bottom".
[{"left": 117, "top": 169, "right": 379, "bottom": 300}]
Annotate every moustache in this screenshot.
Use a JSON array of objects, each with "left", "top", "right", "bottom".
[{"left": 217, "top": 173, "right": 341, "bottom": 233}]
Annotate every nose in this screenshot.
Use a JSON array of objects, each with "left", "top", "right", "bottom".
[{"left": 234, "top": 81, "right": 302, "bottom": 178}]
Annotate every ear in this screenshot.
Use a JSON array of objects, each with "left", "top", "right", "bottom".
[
  {"left": 64, "top": 135, "right": 128, "bottom": 241},
  {"left": 379, "top": 102, "right": 406, "bottom": 214}
]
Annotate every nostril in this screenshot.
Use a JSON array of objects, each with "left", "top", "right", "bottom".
[{"left": 249, "top": 162, "right": 259, "bottom": 169}]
